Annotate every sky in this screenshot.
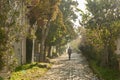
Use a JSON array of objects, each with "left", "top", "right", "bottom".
[
  {"left": 77, "top": 0, "right": 86, "bottom": 12},
  {"left": 74, "top": 0, "right": 86, "bottom": 27}
]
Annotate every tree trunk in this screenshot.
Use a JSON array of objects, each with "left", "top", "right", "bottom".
[
  {"left": 56, "top": 46, "right": 59, "bottom": 54},
  {"left": 47, "top": 46, "right": 51, "bottom": 58},
  {"left": 40, "top": 35, "right": 45, "bottom": 62},
  {"left": 101, "top": 45, "right": 109, "bottom": 67},
  {"left": 31, "top": 39, "right": 35, "bottom": 63},
  {"left": 21, "top": 40, "right": 23, "bottom": 65},
  {"left": 44, "top": 45, "right": 47, "bottom": 61},
  {"left": 39, "top": 20, "right": 50, "bottom": 62}
]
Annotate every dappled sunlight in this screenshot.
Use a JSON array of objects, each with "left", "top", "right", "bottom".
[
  {"left": 38, "top": 53, "right": 99, "bottom": 80},
  {"left": 1, "top": 0, "right": 120, "bottom": 79}
]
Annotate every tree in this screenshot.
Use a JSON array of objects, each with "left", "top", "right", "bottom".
[
  {"left": 34, "top": 0, "right": 79, "bottom": 59},
  {"left": 27, "top": 0, "right": 61, "bottom": 62},
  {"left": 45, "top": 0, "right": 79, "bottom": 58},
  {"left": 0, "top": 0, "right": 28, "bottom": 70},
  {"left": 81, "top": 0, "right": 120, "bottom": 67},
  {"left": 59, "top": 0, "right": 78, "bottom": 42},
  {"left": 45, "top": 10, "right": 66, "bottom": 58}
]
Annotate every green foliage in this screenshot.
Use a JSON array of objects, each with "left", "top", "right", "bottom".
[
  {"left": 79, "top": 1, "right": 120, "bottom": 79},
  {"left": 80, "top": 0, "right": 120, "bottom": 68},
  {"left": 0, "top": 0, "right": 29, "bottom": 70},
  {"left": 85, "top": 0, "right": 120, "bottom": 28},
  {"left": 45, "top": 11, "right": 66, "bottom": 46},
  {"left": 15, "top": 63, "right": 51, "bottom": 71},
  {"left": 59, "top": 0, "right": 78, "bottom": 42},
  {"left": 0, "top": 28, "right": 6, "bottom": 70},
  {"left": 10, "top": 63, "right": 51, "bottom": 80},
  {"left": 60, "top": 0, "right": 78, "bottom": 22},
  {"left": 0, "top": 76, "right": 4, "bottom": 80},
  {"left": 80, "top": 22, "right": 120, "bottom": 66},
  {"left": 27, "top": 0, "right": 61, "bottom": 62},
  {"left": 90, "top": 60, "right": 120, "bottom": 80},
  {"left": 28, "top": 0, "right": 60, "bottom": 26}
]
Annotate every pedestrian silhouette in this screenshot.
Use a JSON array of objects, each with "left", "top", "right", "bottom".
[{"left": 67, "top": 47, "right": 72, "bottom": 60}]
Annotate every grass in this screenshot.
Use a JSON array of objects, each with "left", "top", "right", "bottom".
[
  {"left": 10, "top": 62, "right": 52, "bottom": 80},
  {"left": 0, "top": 76, "right": 4, "bottom": 80},
  {"left": 89, "top": 60, "right": 120, "bottom": 80}
]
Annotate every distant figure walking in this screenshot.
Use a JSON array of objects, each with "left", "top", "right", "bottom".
[{"left": 67, "top": 47, "right": 72, "bottom": 60}]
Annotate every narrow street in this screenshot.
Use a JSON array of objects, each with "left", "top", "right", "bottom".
[{"left": 36, "top": 52, "right": 99, "bottom": 80}]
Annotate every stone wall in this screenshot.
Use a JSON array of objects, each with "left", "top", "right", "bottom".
[{"left": 14, "top": 38, "right": 26, "bottom": 65}]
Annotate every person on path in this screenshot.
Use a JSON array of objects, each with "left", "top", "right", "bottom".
[{"left": 67, "top": 47, "right": 72, "bottom": 60}]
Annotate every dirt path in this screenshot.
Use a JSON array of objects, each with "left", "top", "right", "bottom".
[{"left": 36, "top": 53, "right": 99, "bottom": 80}]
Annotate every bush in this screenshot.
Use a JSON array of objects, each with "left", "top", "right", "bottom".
[
  {"left": 79, "top": 45, "right": 97, "bottom": 60},
  {"left": 10, "top": 63, "right": 52, "bottom": 80},
  {"left": 0, "top": 76, "right": 4, "bottom": 80},
  {"left": 90, "top": 60, "right": 120, "bottom": 80}
]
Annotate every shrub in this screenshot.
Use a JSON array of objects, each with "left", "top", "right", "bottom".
[{"left": 10, "top": 63, "right": 52, "bottom": 80}]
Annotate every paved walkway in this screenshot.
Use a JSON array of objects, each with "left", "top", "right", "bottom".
[{"left": 37, "top": 53, "right": 99, "bottom": 80}]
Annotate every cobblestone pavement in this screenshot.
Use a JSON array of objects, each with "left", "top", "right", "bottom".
[{"left": 37, "top": 53, "right": 99, "bottom": 80}]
